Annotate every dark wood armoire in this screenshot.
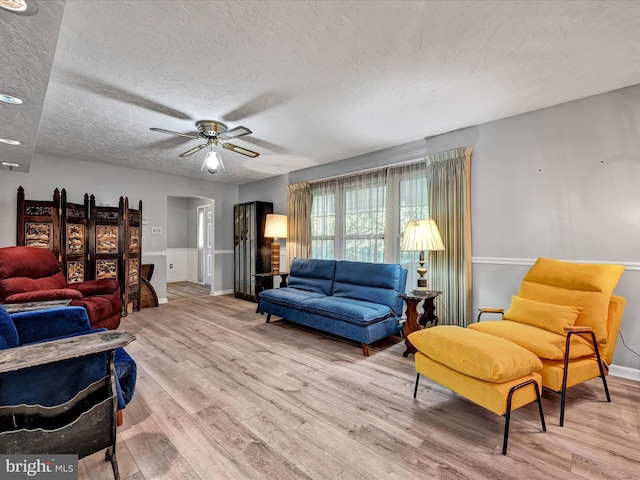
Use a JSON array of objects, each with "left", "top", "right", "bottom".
[{"left": 233, "top": 201, "right": 273, "bottom": 302}]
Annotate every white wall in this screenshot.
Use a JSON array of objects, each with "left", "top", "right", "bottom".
[{"left": 0, "top": 154, "right": 239, "bottom": 301}]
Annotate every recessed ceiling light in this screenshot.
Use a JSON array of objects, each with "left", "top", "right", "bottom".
[
  {"left": 0, "top": 93, "right": 23, "bottom": 105},
  {"left": 2, "top": 161, "right": 20, "bottom": 168},
  {"left": 0, "top": 138, "right": 21, "bottom": 145},
  {"left": 0, "top": 0, "right": 38, "bottom": 15}
]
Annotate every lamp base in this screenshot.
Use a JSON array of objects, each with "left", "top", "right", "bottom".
[{"left": 270, "top": 241, "right": 280, "bottom": 273}]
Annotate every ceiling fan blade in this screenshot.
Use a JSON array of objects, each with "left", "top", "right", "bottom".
[
  {"left": 150, "top": 128, "right": 199, "bottom": 139},
  {"left": 222, "top": 143, "right": 260, "bottom": 158},
  {"left": 179, "top": 144, "right": 207, "bottom": 157},
  {"left": 62, "top": 70, "right": 192, "bottom": 120},
  {"left": 222, "top": 91, "right": 289, "bottom": 122},
  {"left": 218, "top": 126, "right": 252, "bottom": 141}
]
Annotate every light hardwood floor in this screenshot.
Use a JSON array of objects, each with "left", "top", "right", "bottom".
[
  {"left": 166, "top": 281, "right": 212, "bottom": 302},
  {"left": 79, "top": 295, "right": 640, "bottom": 479}
]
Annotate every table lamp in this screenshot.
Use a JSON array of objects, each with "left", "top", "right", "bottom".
[
  {"left": 264, "top": 214, "right": 288, "bottom": 273},
  {"left": 401, "top": 219, "right": 445, "bottom": 294}
]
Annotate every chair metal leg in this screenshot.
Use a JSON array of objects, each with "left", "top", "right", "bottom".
[
  {"left": 413, "top": 373, "right": 420, "bottom": 398},
  {"left": 266, "top": 313, "right": 271, "bottom": 323},
  {"left": 560, "top": 332, "right": 574, "bottom": 427},
  {"left": 560, "top": 330, "right": 610, "bottom": 427},
  {"left": 503, "top": 379, "right": 545, "bottom": 455},
  {"left": 591, "top": 333, "right": 611, "bottom": 403},
  {"left": 105, "top": 446, "right": 120, "bottom": 480}
]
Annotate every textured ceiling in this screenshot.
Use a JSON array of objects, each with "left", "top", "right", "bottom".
[{"left": 2, "top": 0, "right": 640, "bottom": 184}]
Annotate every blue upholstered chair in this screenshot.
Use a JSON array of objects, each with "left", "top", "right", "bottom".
[{"left": 0, "top": 305, "right": 136, "bottom": 413}]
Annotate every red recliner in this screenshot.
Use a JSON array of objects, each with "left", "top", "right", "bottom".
[{"left": 0, "top": 246, "right": 122, "bottom": 329}]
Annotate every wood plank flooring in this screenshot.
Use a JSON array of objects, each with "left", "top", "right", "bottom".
[
  {"left": 166, "top": 281, "right": 211, "bottom": 302},
  {"left": 79, "top": 295, "right": 640, "bottom": 479}
]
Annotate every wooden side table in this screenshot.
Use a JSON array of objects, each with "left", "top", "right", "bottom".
[
  {"left": 253, "top": 272, "right": 289, "bottom": 313},
  {"left": 399, "top": 291, "right": 442, "bottom": 356}
]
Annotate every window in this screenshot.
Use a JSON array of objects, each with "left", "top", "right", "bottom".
[{"left": 311, "top": 161, "right": 428, "bottom": 287}]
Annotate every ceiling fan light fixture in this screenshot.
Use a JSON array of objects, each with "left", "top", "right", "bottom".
[{"left": 201, "top": 145, "right": 226, "bottom": 174}]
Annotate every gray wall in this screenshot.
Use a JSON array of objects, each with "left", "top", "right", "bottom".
[
  {"left": 245, "top": 84, "right": 640, "bottom": 371},
  {"left": 167, "top": 196, "right": 189, "bottom": 248},
  {"left": 0, "top": 154, "right": 239, "bottom": 300},
  {"left": 239, "top": 174, "right": 289, "bottom": 214}
]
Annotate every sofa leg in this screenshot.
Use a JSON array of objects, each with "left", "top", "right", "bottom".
[
  {"left": 413, "top": 373, "right": 420, "bottom": 398},
  {"left": 361, "top": 343, "right": 369, "bottom": 356},
  {"left": 266, "top": 314, "right": 271, "bottom": 324},
  {"left": 117, "top": 409, "right": 123, "bottom": 426}
]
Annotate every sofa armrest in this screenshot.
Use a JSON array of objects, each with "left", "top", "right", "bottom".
[
  {"left": 564, "top": 325, "right": 593, "bottom": 333},
  {"left": 476, "top": 307, "right": 504, "bottom": 323},
  {"left": 5, "top": 289, "right": 83, "bottom": 303},
  {"left": 70, "top": 279, "right": 120, "bottom": 296},
  {"left": 10, "top": 306, "right": 92, "bottom": 344}
]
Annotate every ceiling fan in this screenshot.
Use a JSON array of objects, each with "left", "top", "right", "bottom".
[{"left": 150, "top": 120, "right": 259, "bottom": 174}]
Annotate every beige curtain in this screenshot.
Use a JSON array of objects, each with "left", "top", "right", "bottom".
[
  {"left": 427, "top": 147, "right": 472, "bottom": 326},
  {"left": 286, "top": 181, "right": 312, "bottom": 269}
]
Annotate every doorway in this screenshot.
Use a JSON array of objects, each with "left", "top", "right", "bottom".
[{"left": 166, "top": 196, "right": 215, "bottom": 301}]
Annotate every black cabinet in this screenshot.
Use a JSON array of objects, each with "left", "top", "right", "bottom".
[{"left": 234, "top": 201, "right": 273, "bottom": 302}]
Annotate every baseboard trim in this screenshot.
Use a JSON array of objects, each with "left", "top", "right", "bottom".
[
  {"left": 213, "top": 289, "right": 234, "bottom": 296},
  {"left": 158, "top": 298, "right": 168, "bottom": 304},
  {"left": 609, "top": 365, "right": 640, "bottom": 382}
]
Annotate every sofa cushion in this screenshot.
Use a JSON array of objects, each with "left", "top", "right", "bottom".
[
  {"left": 0, "top": 305, "right": 19, "bottom": 349},
  {"left": 408, "top": 325, "right": 543, "bottom": 383},
  {"left": 259, "top": 287, "right": 325, "bottom": 309},
  {"left": 5, "top": 288, "right": 83, "bottom": 303},
  {"left": 300, "top": 296, "right": 393, "bottom": 326},
  {"left": 468, "top": 320, "right": 594, "bottom": 360},
  {"left": 333, "top": 261, "right": 406, "bottom": 315},
  {"left": 518, "top": 258, "right": 624, "bottom": 344},
  {"left": 287, "top": 259, "right": 336, "bottom": 295},
  {"left": 0, "top": 272, "right": 69, "bottom": 301},
  {"left": 504, "top": 295, "right": 582, "bottom": 335},
  {"left": 0, "top": 246, "right": 61, "bottom": 280}
]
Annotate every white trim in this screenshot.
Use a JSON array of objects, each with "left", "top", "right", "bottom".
[
  {"left": 158, "top": 297, "right": 168, "bottom": 304},
  {"left": 144, "top": 249, "right": 234, "bottom": 256},
  {"left": 213, "top": 289, "right": 234, "bottom": 296},
  {"left": 472, "top": 256, "right": 640, "bottom": 271},
  {"left": 472, "top": 257, "right": 536, "bottom": 266},
  {"left": 609, "top": 365, "right": 640, "bottom": 382}
]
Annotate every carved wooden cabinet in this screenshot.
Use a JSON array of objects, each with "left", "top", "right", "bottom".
[
  {"left": 17, "top": 188, "right": 143, "bottom": 316},
  {"left": 17, "top": 187, "right": 61, "bottom": 256},
  {"left": 61, "top": 190, "right": 91, "bottom": 284},
  {"left": 90, "top": 196, "right": 124, "bottom": 288},
  {"left": 234, "top": 201, "right": 273, "bottom": 302},
  {"left": 123, "top": 198, "right": 142, "bottom": 312}
]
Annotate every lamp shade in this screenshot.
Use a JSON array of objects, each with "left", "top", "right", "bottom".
[
  {"left": 264, "top": 214, "right": 288, "bottom": 239},
  {"left": 401, "top": 219, "right": 445, "bottom": 252}
]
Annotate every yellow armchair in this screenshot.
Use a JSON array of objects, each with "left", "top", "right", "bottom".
[{"left": 470, "top": 258, "right": 625, "bottom": 426}]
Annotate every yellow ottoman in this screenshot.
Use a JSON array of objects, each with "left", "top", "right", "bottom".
[{"left": 408, "top": 325, "right": 546, "bottom": 454}]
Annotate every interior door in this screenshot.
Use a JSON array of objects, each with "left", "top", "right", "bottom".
[{"left": 197, "top": 204, "right": 213, "bottom": 287}]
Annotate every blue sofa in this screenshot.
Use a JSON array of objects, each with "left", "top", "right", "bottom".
[
  {"left": 258, "top": 259, "right": 408, "bottom": 356},
  {"left": 0, "top": 305, "right": 136, "bottom": 410}
]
